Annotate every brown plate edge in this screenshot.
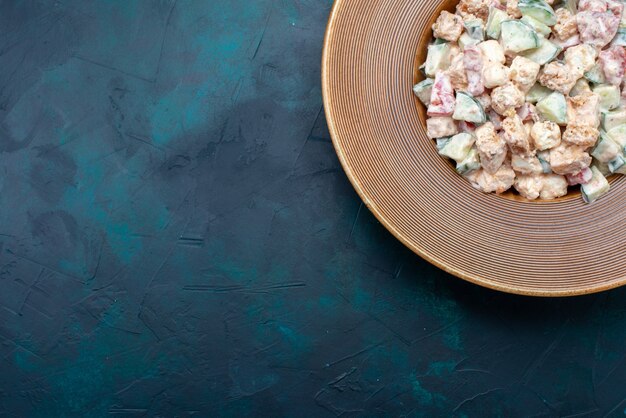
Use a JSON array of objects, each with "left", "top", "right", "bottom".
[{"left": 320, "top": 0, "right": 626, "bottom": 298}]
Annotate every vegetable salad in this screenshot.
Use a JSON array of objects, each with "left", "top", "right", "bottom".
[{"left": 414, "top": 0, "right": 626, "bottom": 203}]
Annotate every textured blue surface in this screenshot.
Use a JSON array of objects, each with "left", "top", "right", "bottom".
[{"left": 0, "top": 0, "right": 625, "bottom": 416}]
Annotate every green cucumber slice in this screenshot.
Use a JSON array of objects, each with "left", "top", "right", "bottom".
[
  {"left": 518, "top": 0, "right": 557, "bottom": 26},
  {"left": 413, "top": 79, "right": 434, "bottom": 106},
  {"left": 459, "top": 33, "right": 480, "bottom": 49},
  {"left": 500, "top": 20, "right": 540, "bottom": 53},
  {"left": 570, "top": 78, "right": 591, "bottom": 97},
  {"left": 537, "top": 91, "right": 568, "bottom": 125},
  {"left": 591, "top": 133, "right": 621, "bottom": 163},
  {"left": 581, "top": 166, "right": 610, "bottom": 203},
  {"left": 608, "top": 154, "right": 625, "bottom": 173},
  {"left": 592, "top": 159, "right": 612, "bottom": 176},
  {"left": 452, "top": 92, "right": 487, "bottom": 124},
  {"left": 537, "top": 150, "right": 552, "bottom": 173},
  {"left": 521, "top": 15, "right": 551, "bottom": 36},
  {"left": 592, "top": 84, "right": 621, "bottom": 112},
  {"left": 526, "top": 83, "right": 553, "bottom": 103},
  {"left": 424, "top": 43, "right": 451, "bottom": 77},
  {"left": 584, "top": 64, "right": 607, "bottom": 85},
  {"left": 607, "top": 125, "right": 626, "bottom": 148},
  {"left": 602, "top": 109, "right": 626, "bottom": 131},
  {"left": 521, "top": 36, "right": 561, "bottom": 65},
  {"left": 486, "top": 7, "right": 509, "bottom": 39},
  {"left": 456, "top": 148, "right": 481, "bottom": 174},
  {"left": 436, "top": 137, "right": 452, "bottom": 151},
  {"left": 438, "top": 133, "right": 476, "bottom": 163},
  {"left": 464, "top": 19, "right": 485, "bottom": 41}
]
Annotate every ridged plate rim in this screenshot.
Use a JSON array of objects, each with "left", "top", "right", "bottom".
[{"left": 321, "top": 0, "right": 626, "bottom": 297}]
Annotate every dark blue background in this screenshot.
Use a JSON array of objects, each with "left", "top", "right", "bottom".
[{"left": 0, "top": 1, "right": 624, "bottom": 416}]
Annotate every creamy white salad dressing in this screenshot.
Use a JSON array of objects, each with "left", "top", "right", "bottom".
[{"left": 414, "top": 0, "right": 626, "bottom": 203}]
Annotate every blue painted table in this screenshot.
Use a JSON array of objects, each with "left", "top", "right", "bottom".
[{"left": 0, "top": 1, "right": 624, "bottom": 416}]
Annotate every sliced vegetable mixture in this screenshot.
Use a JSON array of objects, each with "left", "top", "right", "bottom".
[{"left": 414, "top": 0, "right": 626, "bottom": 203}]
